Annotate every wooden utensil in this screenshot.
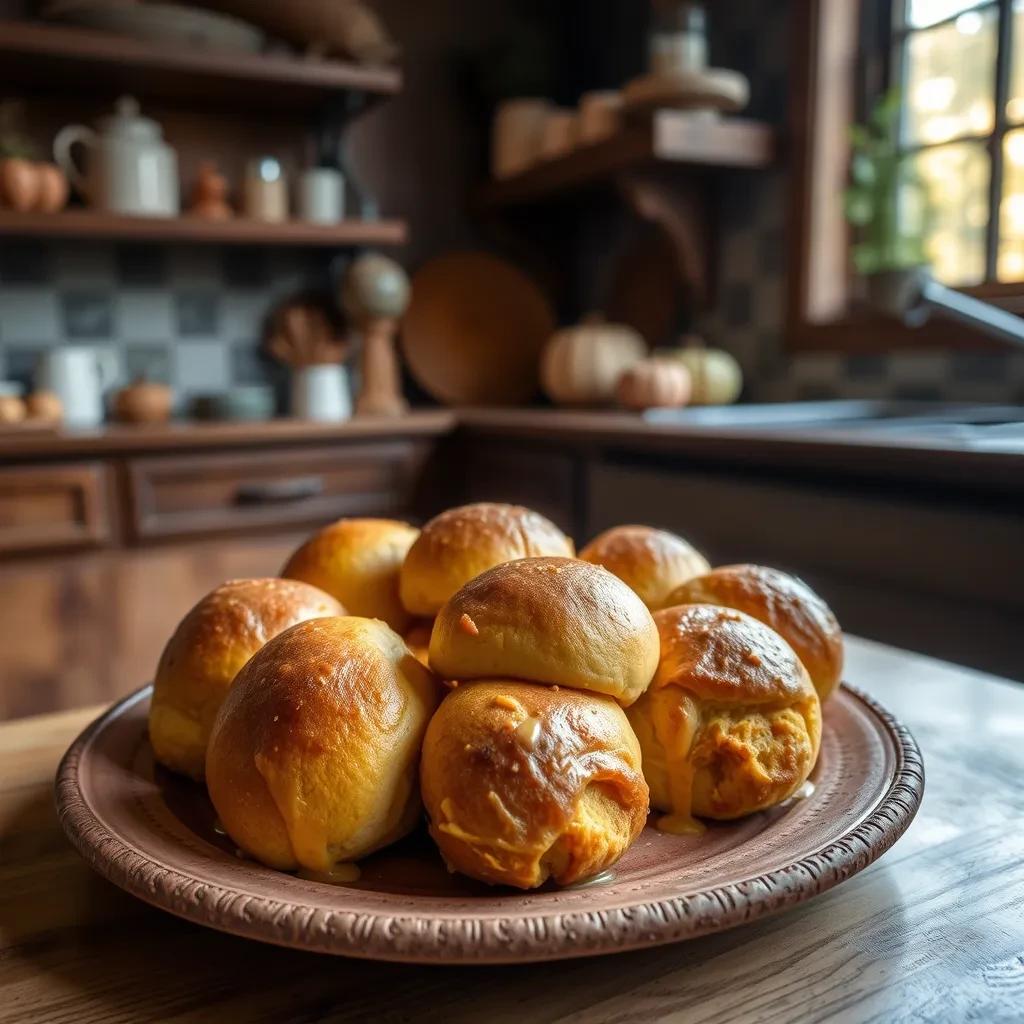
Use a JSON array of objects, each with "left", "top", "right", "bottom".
[
  {"left": 56, "top": 683, "right": 922, "bottom": 963},
  {"left": 401, "top": 252, "right": 555, "bottom": 407}
]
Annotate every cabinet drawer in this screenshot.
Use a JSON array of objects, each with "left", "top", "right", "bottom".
[
  {"left": 0, "top": 462, "right": 111, "bottom": 554},
  {"left": 127, "top": 442, "right": 430, "bottom": 541}
]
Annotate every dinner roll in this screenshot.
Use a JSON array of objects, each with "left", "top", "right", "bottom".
[
  {"left": 149, "top": 578, "right": 343, "bottom": 780},
  {"left": 626, "top": 604, "right": 821, "bottom": 831},
  {"left": 666, "top": 565, "right": 843, "bottom": 702},
  {"left": 429, "top": 557, "right": 659, "bottom": 706},
  {"left": 421, "top": 681, "right": 648, "bottom": 888},
  {"left": 206, "top": 617, "right": 439, "bottom": 872},
  {"left": 578, "top": 524, "right": 710, "bottom": 610},
  {"left": 399, "top": 502, "right": 574, "bottom": 617},
  {"left": 282, "top": 517, "right": 419, "bottom": 631}
]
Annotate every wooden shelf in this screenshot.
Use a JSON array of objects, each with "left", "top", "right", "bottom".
[
  {"left": 0, "top": 209, "right": 406, "bottom": 247},
  {"left": 477, "top": 111, "right": 776, "bottom": 208},
  {"left": 0, "top": 20, "right": 401, "bottom": 111}
]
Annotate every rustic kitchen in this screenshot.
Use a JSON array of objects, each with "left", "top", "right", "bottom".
[{"left": 0, "top": 1, "right": 1021, "bottom": 1022}]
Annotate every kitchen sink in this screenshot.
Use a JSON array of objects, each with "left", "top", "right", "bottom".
[{"left": 643, "top": 401, "right": 1024, "bottom": 451}]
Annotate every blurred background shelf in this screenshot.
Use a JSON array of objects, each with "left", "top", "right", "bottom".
[
  {"left": 0, "top": 19, "right": 401, "bottom": 111},
  {"left": 0, "top": 209, "right": 407, "bottom": 246},
  {"left": 477, "top": 111, "right": 776, "bottom": 209}
]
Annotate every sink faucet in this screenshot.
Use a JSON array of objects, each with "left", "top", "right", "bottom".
[{"left": 869, "top": 268, "right": 1024, "bottom": 349}]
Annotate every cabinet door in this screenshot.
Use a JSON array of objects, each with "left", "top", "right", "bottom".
[{"left": 0, "top": 534, "right": 303, "bottom": 720}]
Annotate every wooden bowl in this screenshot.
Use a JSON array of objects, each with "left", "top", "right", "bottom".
[
  {"left": 400, "top": 252, "right": 555, "bottom": 407},
  {"left": 55, "top": 684, "right": 922, "bottom": 964}
]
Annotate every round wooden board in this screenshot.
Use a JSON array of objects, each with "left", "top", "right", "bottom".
[
  {"left": 400, "top": 252, "right": 555, "bottom": 407},
  {"left": 56, "top": 685, "right": 923, "bottom": 965}
]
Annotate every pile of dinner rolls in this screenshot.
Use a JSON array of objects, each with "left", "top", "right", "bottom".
[{"left": 148, "top": 502, "right": 843, "bottom": 890}]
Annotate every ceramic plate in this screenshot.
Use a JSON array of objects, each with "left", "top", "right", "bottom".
[{"left": 56, "top": 685, "right": 923, "bottom": 964}]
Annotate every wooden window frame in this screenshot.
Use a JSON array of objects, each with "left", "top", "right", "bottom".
[{"left": 787, "top": 0, "right": 1020, "bottom": 352}]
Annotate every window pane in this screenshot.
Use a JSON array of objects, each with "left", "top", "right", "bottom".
[
  {"left": 903, "top": 8, "right": 996, "bottom": 146},
  {"left": 998, "top": 130, "right": 1024, "bottom": 279},
  {"left": 904, "top": 0, "right": 989, "bottom": 29},
  {"left": 1007, "top": 1, "right": 1024, "bottom": 123},
  {"left": 911, "top": 142, "right": 989, "bottom": 285}
]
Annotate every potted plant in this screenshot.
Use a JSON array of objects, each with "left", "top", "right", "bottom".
[{"left": 844, "top": 88, "right": 934, "bottom": 319}]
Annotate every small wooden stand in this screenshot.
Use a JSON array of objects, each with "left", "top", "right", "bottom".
[{"left": 355, "top": 315, "right": 407, "bottom": 416}]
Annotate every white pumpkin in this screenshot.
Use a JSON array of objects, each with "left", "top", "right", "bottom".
[
  {"left": 664, "top": 346, "right": 743, "bottom": 405},
  {"left": 541, "top": 316, "right": 646, "bottom": 406},
  {"left": 616, "top": 358, "right": 692, "bottom": 411}
]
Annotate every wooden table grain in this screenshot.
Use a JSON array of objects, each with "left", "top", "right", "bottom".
[{"left": 1, "top": 637, "right": 1022, "bottom": 1023}]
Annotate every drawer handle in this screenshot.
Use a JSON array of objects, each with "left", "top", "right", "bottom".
[{"left": 234, "top": 476, "right": 325, "bottom": 505}]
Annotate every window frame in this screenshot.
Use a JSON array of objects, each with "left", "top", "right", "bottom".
[{"left": 787, "top": 0, "right": 1017, "bottom": 353}]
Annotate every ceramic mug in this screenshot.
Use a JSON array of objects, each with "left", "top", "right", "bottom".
[{"left": 37, "top": 347, "right": 119, "bottom": 428}]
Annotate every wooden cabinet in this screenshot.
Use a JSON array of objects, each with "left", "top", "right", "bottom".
[
  {"left": 0, "top": 463, "right": 111, "bottom": 555},
  {"left": 125, "top": 441, "right": 432, "bottom": 541}
]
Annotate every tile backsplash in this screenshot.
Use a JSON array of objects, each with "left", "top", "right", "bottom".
[{"left": 0, "top": 240, "right": 327, "bottom": 408}]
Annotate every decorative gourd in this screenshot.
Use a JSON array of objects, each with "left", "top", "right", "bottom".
[
  {"left": 663, "top": 345, "right": 743, "bottom": 405},
  {"left": 113, "top": 378, "right": 174, "bottom": 424},
  {"left": 0, "top": 395, "right": 27, "bottom": 424},
  {"left": 25, "top": 390, "right": 63, "bottom": 423},
  {"left": 541, "top": 316, "right": 646, "bottom": 406},
  {"left": 0, "top": 157, "right": 39, "bottom": 212},
  {"left": 616, "top": 358, "right": 691, "bottom": 411}
]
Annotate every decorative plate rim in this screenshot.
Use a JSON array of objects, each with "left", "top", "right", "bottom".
[{"left": 55, "top": 684, "right": 924, "bottom": 964}]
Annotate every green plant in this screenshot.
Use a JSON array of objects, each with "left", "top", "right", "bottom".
[{"left": 844, "top": 88, "right": 932, "bottom": 274}]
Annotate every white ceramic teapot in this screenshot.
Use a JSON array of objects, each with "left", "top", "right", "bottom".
[{"left": 54, "top": 97, "right": 179, "bottom": 217}]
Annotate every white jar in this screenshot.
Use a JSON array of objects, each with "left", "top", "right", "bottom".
[
  {"left": 298, "top": 167, "right": 345, "bottom": 224},
  {"left": 290, "top": 364, "right": 351, "bottom": 421}
]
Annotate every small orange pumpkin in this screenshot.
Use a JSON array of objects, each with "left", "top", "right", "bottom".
[
  {"left": 0, "top": 157, "right": 40, "bottom": 212},
  {"left": 616, "top": 357, "right": 691, "bottom": 411}
]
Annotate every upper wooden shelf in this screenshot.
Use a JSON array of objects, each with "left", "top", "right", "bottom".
[
  {"left": 0, "top": 20, "right": 401, "bottom": 111},
  {"left": 477, "top": 111, "right": 776, "bottom": 209},
  {"left": 0, "top": 209, "right": 407, "bottom": 247}
]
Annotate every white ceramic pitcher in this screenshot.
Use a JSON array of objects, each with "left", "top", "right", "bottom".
[
  {"left": 54, "top": 97, "right": 179, "bottom": 217},
  {"left": 37, "top": 347, "right": 119, "bottom": 428}
]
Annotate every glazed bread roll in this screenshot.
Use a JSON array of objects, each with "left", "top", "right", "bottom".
[
  {"left": 206, "top": 617, "right": 439, "bottom": 872},
  {"left": 666, "top": 564, "right": 843, "bottom": 702},
  {"left": 421, "top": 681, "right": 649, "bottom": 888},
  {"left": 429, "top": 557, "right": 659, "bottom": 706},
  {"left": 578, "top": 524, "right": 710, "bottom": 610},
  {"left": 149, "top": 578, "right": 343, "bottom": 780},
  {"left": 282, "top": 517, "right": 419, "bottom": 631},
  {"left": 400, "top": 502, "right": 574, "bottom": 617},
  {"left": 627, "top": 604, "right": 821, "bottom": 831}
]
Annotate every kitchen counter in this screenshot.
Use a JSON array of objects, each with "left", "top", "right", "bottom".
[
  {"left": 2, "top": 405, "right": 1019, "bottom": 496},
  {"left": 1, "top": 636, "right": 1021, "bottom": 1023}
]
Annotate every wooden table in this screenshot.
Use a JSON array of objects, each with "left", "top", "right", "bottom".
[{"left": 2, "top": 637, "right": 1022, "bottom": 1023}]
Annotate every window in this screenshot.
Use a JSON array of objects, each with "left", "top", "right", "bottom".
[
  {"left": 788, "top": 0, "right": 1024, "bottom": 352},
  {"left": 892, "top": 1, "right": 1022, "bottom": 287}
]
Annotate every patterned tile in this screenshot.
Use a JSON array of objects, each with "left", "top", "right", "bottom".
[
  {"left": 174, "top": 340, "right": 230, "bottom": 394},
  {"left": 61, "top": 290, "right": 115, "bottom": 339},
  {"left": 230, "top": 341, "right": 273, "bottom": 385},
  {"left": 119, "top": 290, "right": 175, "bottom": 342},
  {"left": 116, "top": 245, "right": 167, "bottom": 286},
  {"left": 124, "top": 344, "right": 172, "bottom": 384},
  {"left": 53, "top": 244, "right": 116, "bottom": 285},
  {"left": 175, "top": 291, "right": 221, "bottom": 337},
  {"left": 222, "top": 248, "right": 269, "bottom": 288},
  {"left": 0, "top": 286, "right": 60, "bottom": 342}
]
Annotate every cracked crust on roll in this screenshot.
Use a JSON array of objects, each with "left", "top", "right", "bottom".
[
  {"left": 626, "top": 604, "right": 822, "bottom": 831},
  {"left": 421, "top": 680, "right": 649, "bottom": 889}
]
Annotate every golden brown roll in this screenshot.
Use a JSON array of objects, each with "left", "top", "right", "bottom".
[
  {"left": 421, "top": 680, "right": 648, "bottom": 888},
  {"left": 281, "top": 517, "right": 419, "bottom": 631},
  {"left": 578, "top": 524, "right": 710, "bottom": 610},
  {"left": 206, "top": 616, "right": 439, "bottom": 873},
  {"left": 626, "top": 604, "right": 821, "bottom": 831},
  {"left": 399, "top": 502, "right": 574, "bottom": 617},
  {"left": 429, "top": 556, "right": 659, "bottom": 706},
  {"left": 666, "top": 564, "right": 844, "bottom": 702},
  {"left": 149, "top": 578, "right": 343, "bottom": 780}
]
